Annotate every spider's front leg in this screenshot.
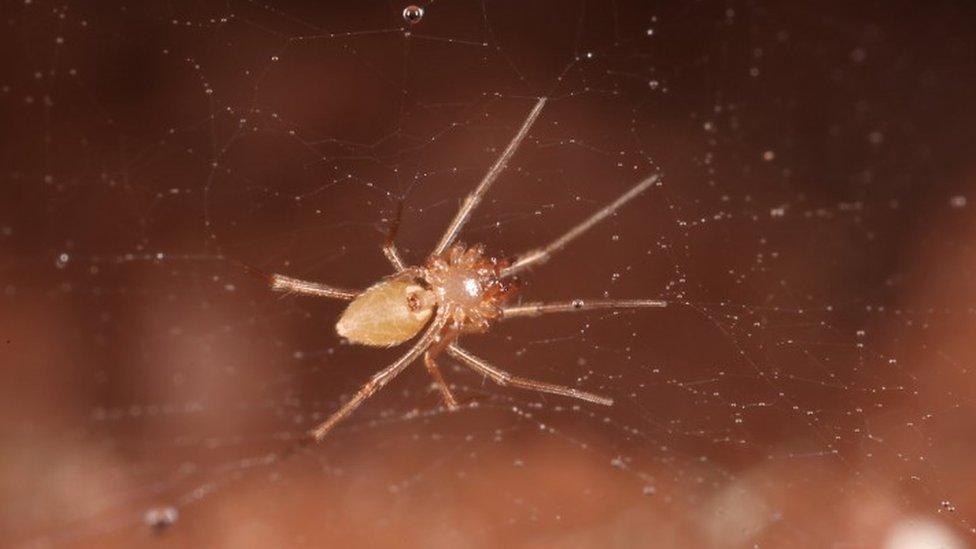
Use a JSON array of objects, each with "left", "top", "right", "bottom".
[
  {"left": 501, "top": 299, "right": 666, "bottom": 318},
  {"left": 501, "top": 173, "right": 660, "bottom": 277}
]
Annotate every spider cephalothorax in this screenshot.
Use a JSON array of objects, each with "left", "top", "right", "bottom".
[{"left": 423, "top": 244, "right": 518, "bottom": 334}]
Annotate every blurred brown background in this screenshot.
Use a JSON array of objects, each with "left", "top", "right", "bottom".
[{"left": 2, "top": 1, "right": 976, "bottom": 547}]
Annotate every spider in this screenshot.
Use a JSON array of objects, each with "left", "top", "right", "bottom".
[{"left": 265, "top": 97, "right": 666, "bottom": 441}]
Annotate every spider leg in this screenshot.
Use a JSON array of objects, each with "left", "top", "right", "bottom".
[
  {"left": 445, "top": 344, "right": 613, "bottom": 406},
  {"left": 424, "top": 350, "right": 460, "bottom": 410},
  {"left": 384, "top": 247, "right": 407, "bottom": 271},
  {"left": 309, "top": 313, "right": 448, "bottom": 441},
  {"left": 383, "top": 199, "right": 408, "bottom": 270},
  {"left": 431, "top": 97, "right": 547, "bottom": 256},
  {"left": 269, "top": 274, "right": 359, "bottom": 300},
  {"left": 235, "top": 259, "right": 360, "bottom": 300},
  {"left": 385, "top": 197, "right": 458, "bottom": 410},
  {"left": 270, "top": 197, "right": 410, "bottom": 298},
  {"left": 501, "top": 299, "right": 666, "bottom": 319},
  {"left": 422, "top": 326, "right": 460, "bottom": 409},
  {"left": 500, "top": 173, "right": 660, "bottom": 277}
]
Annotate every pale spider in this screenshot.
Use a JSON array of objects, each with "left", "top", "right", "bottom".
[{"left": 267, "top": 97, "right": 666, "bottom": 441}]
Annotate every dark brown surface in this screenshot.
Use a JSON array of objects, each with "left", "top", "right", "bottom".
[{"left": 2, "top": 1, "right": 976, "bottom": 547}]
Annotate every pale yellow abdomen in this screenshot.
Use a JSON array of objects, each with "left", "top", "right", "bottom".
[{"left": 335, "top": 279, "right": 433, "bottom": 347}]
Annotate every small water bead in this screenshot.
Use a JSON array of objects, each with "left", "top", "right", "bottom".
[
  {"left": 144, "top": 506, "right": 179, "bottom": 530},
  {"left": 402, "top": 5, "right": 424, "bottom": 25}
]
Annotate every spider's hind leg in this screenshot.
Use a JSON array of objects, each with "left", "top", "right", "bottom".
[
  {"left": 233, "top": 259, "right": 360, "bottom": 300},
  {"left": 424, "top": 350, "right": 460, "bottom": 410},
  {"left": 308, "top": 314, "right": 448, "bottom": 441},
  {"left": 270, "top": 274, "right": 359, "bottom": 300},
  {"left": 446, "top": 344, "right": 613, "bottom": 406}
]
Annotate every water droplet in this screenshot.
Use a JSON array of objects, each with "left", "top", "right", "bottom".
[
  {"left": 402, "top": 5, "right": 424, "bottom": 24},
  {"left": 949, "top": 195, "right": 967, "bottom": 209},
  {"left": 572, "top": 299, "right": 585, "bottom": 309},
  {"left": 55, "top": 252, "right": 69, "bottom": 268},
  {"left": 144, "top": 506, "right": 179, "bottom": 530}
]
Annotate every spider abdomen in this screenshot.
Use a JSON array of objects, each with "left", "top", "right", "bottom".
[{"left": 336, "top": 279, "right": 434, "bottom": 347}]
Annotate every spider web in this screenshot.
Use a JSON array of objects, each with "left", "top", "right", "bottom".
[{"left": 3, "top": 1, "right": 976, "bottom": 547}]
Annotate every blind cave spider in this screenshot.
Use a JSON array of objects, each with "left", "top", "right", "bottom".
[{"left": 264, "top": 97, "right": 666, "bottom": 441}]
